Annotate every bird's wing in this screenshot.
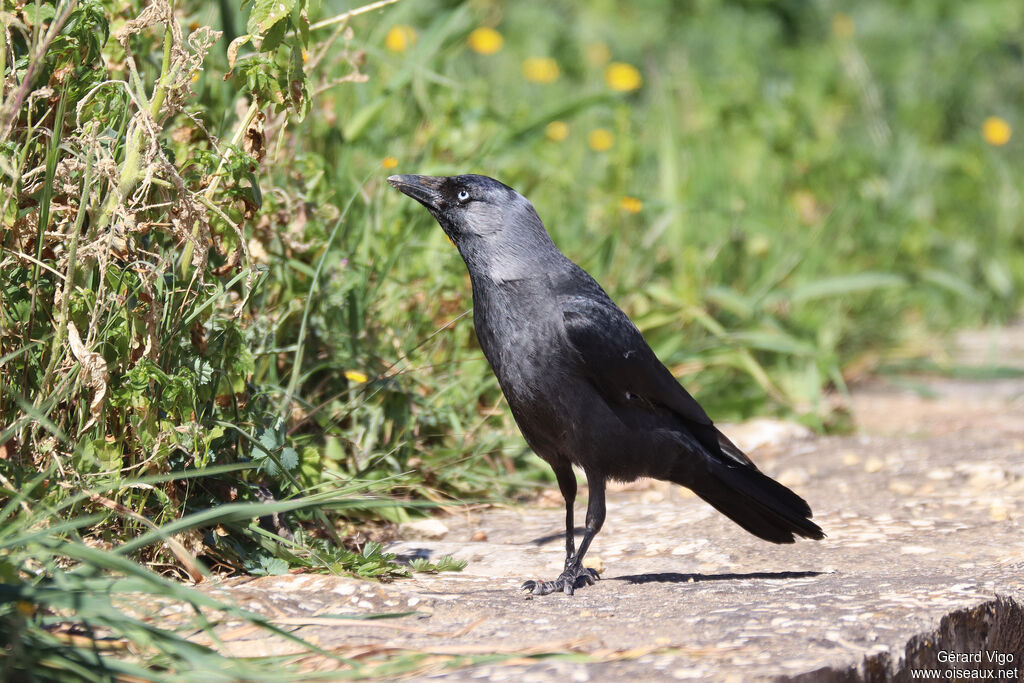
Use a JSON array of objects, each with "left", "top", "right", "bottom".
[
  {"left": 560, "top": 294, "right": 713, "bottom": 428},
  {"left": 561, "top": 294, "right": 756, "bottom": 467}
]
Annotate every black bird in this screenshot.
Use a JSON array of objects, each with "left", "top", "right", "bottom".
[{"left": 388, "top": 173, "right": 824, "bottom": 596}]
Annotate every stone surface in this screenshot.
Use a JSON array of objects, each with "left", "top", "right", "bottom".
[
  {"left": 399, "top": 518, "right": 450, "bottom": 540},
  {"left": 191, "top": 325, "right": 1024, "bottom": 680}
]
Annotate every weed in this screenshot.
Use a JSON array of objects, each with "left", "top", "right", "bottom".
[{"left": 0, "top": 0, "right": 1021, "bottom": 676}]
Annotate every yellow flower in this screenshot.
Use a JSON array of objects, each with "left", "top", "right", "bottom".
[
  {"left": 588, "top": 128, "right": 614, "bottom": 152},
  {"left": 16, "top": 601, "right": 35, "bottom": 617},
  {"left": 382, "top": 157, "right": 399, "bottom": 169},
  {"left": 385, "top": 25, "right": 417, "bottom": 52},
  {"left": 545, "top": 121, "right": 569, "bottom": 141},
  {"left": 468, "top": 27, "right": 503, "bottom": 55},
  {"left": 982, "top": 116, "right": 1012, "bottom": 146},
  {"left": 832, "top": 13, "right": 855, "bottom": 39},
  {"left": 747, "top": 235, "right": 772, "bottom": 257},
  {"left": 522, "top": 57, "right": 560, "bottom": 84},
  {"left": 620, "top": 196, "right": 642, "bottom": 213},
  {"left": 586, "top": 42, "right": 611, "bottom": 66},
  {"left": 345, "top": 370, "right": 369, "bottom": 384},
  {"left": 605, "top": 62, "right": 643, "bottom": 92}
]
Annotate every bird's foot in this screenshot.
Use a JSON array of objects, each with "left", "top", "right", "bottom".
[{"left": 521, "top": 565, "right": 600, "bottom": 596}]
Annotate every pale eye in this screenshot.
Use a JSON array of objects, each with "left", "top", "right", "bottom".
[{"left": 457, "top": 190, "right": 470, "bottom": 202}]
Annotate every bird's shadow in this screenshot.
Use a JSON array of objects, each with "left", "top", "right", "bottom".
[
  {"left": 531, "top": 528, "right": 587, "bottom": 545},
  {"left": 613, "top": 570, "right": 825, "bottom": 584}
]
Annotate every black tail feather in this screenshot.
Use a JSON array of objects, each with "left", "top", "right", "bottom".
[{"left": 682, "top": 460, "right": 825, "bottom": 544}]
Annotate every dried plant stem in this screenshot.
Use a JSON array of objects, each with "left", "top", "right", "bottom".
[
  {"left": 0, "top": 0, "right": 78, "bottom": 143},
  {"left": 307, "top": 0, "right": 401, "bottom": 32},
  {"left": 178, "top": 99, "right": 260, "bottom": 278},
  {"left": 0, "top": 13, "right": 7, "bottom": 103},
  {"left": 19, "top": 85, "right": 69, "bottom": 455},
  {"left": 93, "top": 4, "right": 179, "bottom": 235},
  {"left": 39, "top": 124, "right": 98, "bottom": 400},
  {"left": 80, "top": 488, "right": 206, "bottom": 584}
]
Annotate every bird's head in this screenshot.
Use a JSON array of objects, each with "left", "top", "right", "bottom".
[{"left": 387, "top": 174, "right": 554, "bottom": 258}]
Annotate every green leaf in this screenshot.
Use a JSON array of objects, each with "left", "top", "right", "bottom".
[
  {"left": 704, "top": 286, "right": 756, "bottom": 319},
  {"left": 921, "top": 268, "right": 979, "bottom": 300},
  {"left": 258, "top": 424, "right": 283, "bottom": 453},
  {"left": 789, "top": 273, "right": 907, "bottom": 303},
  {"left": 728, "top": 330, "right": 818, "bottom": 357},
  {"left": 408, "top": 557, "right": 432, "bottom": 572},
  {"left": 343, "top": 97, "right": 388, "bottom": 142},
  {"left": 22, "top": 2, "right": 56, "bottom": 26},
  {"left": 287, "top": 42, "right": 311, "bottom": 121},
  {"left": 258, "top": 16, "right": 287, "bottom": 52},
  {"left": 77, "top": 438, "right": 123, "bottom": 474},
  {"left": 982, "top": 259, "right": 1013, "bottom": 298},
  {"left": 246, "top": 0, "right": 296, "bottom": 37},
  {"left": 193, "top": 358, "right": 215, "bottom": 385},
  {"left": 245, "top": 555, "right": 289, "bottom": 575},
  {"left": 409, "top": 554, "right": 467, "bottom": 573},
  {"left": 433, "top": 554, "right": 467, "bottom": 572},
  {"left": 279, "top": 447, "right": 299, "bottom": 471}
]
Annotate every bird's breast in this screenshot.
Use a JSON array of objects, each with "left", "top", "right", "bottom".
[{"left": 472, "top": 285, "right": 568, "bottom": 398}]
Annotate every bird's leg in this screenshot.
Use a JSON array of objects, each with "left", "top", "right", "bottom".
[
  {"left": 522, "top": 472, "right": 605, "bottom": 596},
  {"left": 554, "top": 464, "right": 577, "bottom": 570},
  {"left": 560, "top": 475, "right": 604, "bottom": 592}
]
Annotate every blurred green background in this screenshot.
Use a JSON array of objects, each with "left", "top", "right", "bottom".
[
  {"left": 1, "top": 0, "right": 1022, "bottom": 676},
  {"left": 343, "top": 0, "right": 1024, "bottom": 426}
]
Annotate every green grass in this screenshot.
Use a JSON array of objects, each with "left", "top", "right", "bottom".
[{"left": 1, "top": 0, "right": 1022, "bottom": 676}]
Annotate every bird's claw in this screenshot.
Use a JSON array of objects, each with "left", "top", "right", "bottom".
[{"left": 520, "top": 566, "right": 600, "bottom": 596}]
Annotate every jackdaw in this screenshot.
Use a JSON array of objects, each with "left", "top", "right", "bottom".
[{"left": 388, "top": 173, "right": 824, "bottom": 596}]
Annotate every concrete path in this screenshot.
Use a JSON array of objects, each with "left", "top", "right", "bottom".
[{"left": 197, "top": 326, "right": 1024, "bottom": 681}]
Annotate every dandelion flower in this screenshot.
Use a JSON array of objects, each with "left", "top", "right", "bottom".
[
  {"left": 620, "top": 196, "right": 642, "bottom": 213},
  {"left": 345, "top": 370, "right": 369, "bottom": 384},
  {"left": 747, "top": 235, "right": 772, "bottom": 257},
  {"left": 832, "top": 13, "right": 855, "bottom": 38},
  {"left": 468, "top": 27, "right": 503, "bottom": 55},
  {"left": 586, "top": 42, "right": 611, "bottom": 66},
  {"left": 382, "top": 156, "right": 399, "bottom": 169},
  {"left": 546, "top": 121, "right": 569, "bottom": 141},
  {"left": 385, "top": 25, "right": 417, "bottom": 52},
  {"left": 605, "top": 62, "right": 643, "bottom": 92},
  {"left": 588, "top": 128, "right": 614, "bottom": 152},
  {"left": 982, "top": 116, "right": 1012, "bottom": 146},
  {"left": 522, "top": 57, "right": 560, "bottom": 83}
]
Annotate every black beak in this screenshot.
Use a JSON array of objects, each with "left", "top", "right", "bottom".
[{"left": 387, "top": 174, "right": 444, "bottom": 211}]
